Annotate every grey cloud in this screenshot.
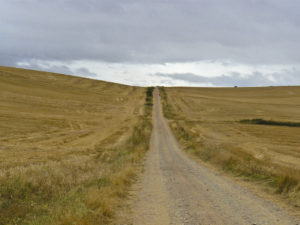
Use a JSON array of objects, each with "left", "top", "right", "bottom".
[
  {"left": 155, "top": 71, "right": 300, "bottom": 87},
  {"left": 1, "top": 0, "right": 300, "bottom": 66},
  {"left": 19, "top": 62, "right": 97, "bottom": 78},
  {"left": 74, "top": 68, "right": 97, "bottom": 77}
]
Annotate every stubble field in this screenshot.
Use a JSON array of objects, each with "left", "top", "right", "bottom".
[
  {"left": 160, "top": 86, "right": 300, "bottom": 208},
  {"left": 0, "top": 66, "right": 153, "bottom": 225}
]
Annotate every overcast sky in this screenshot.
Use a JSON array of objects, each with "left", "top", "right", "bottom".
[{"left": 1, "top": 0, "right": 300, "bottom": 86}]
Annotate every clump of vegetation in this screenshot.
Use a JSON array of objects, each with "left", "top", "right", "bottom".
[
  {"left": 145, "top": 87, "right": 154, "bottom": 105},
  {"left": 172, "top": 124, "right": 192, "bottom": 142},
  {"left": 276, "top": 175, "right": 298, "bottom": 194},
  {"left": 158, "top": 87, "right": 176, "bottom": 119},
  {"left": 240, "top": 118, "right": 300, "bottom": 127},
  {"left": 145, "top": 87, "right": 154, "bottom": 117}
]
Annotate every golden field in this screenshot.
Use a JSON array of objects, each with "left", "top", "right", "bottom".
[
  {"left": 0, "top": 66, "right": 153, "bottom": 224},
  {"left": 160, "top": 86, "right": 300, "bottom": 207}
]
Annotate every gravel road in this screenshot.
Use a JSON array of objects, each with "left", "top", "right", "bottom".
[{"left": 132, "top": 88, "right": 299, "bottom": 225}]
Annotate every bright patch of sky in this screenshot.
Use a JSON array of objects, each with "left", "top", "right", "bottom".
[{"left": 17, "top": 59, "right": 300, "bottom": 87}]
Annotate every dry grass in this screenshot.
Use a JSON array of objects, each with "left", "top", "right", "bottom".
[
  {"left": 0, "top": 66, "right": 153, "bottom": 225},
  {"left": 159, "top": 86, "right": 300, "bottom": 208}
]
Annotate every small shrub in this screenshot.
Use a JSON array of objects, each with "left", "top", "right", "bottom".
[
  {"left": 158, "top": 87, "right": 176, "bottom": 119},
  {"left": 240, "top": 118, "right": 300, "bottom": 127},
  {"left": 145, "top": 87, "right": 154, "bottom": 116},
  {"left": 276, "top": 175, "right": 298, "bottom": 194}
]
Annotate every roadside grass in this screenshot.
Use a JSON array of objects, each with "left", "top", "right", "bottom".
[
  {"left": 145, "top": 87, "right": 154, "bottom": 105},
  {"left": 159, "top": 87, "right": 300, "bottom": 209},
  {"left": 170, "top": 120, "right": 300, "bottom": 207},
  {"left": 158, "top": 87, "right": 177, "bottom": 119},
  {"left": 240, "top": 118, "right": 300, "bottom": 127},
  {"left": 145, "top": 87, "right": 154, "bottom": 116},
  {"left": 0, "top": 117, "right": 152, "bottom": 225},
  {"left": 0, "top": 67, "right": 154, "bottom": 225}
]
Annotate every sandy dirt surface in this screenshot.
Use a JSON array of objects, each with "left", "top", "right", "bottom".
[{"left": 131, "top": 88, "right": 300, "bottom": 225}]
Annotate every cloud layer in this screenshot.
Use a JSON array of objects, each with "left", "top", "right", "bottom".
[
  {"left": 16, "top": 59, "right": 300, "bottom": 87},
  {"left": 1, "top": 0, "right": 300, "bottom": 86}
]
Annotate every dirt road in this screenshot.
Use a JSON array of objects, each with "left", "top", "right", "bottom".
[{"left": 131, "top": 88, "right": 299, "bottom": 225}]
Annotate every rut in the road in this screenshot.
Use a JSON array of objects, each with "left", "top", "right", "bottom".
[{"left": 132, "top": 88, "right": 299, "bottom": 225}]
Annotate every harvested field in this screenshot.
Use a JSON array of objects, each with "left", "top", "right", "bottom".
[
  {"left": 160, "top": 86, "right": 300, "bottom": 208},
  {"left": 0, "top": 66, "right": 153, "bottom": 224}
]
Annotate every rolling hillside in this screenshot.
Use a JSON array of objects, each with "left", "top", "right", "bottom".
[
  {"left": 1, "top": 66, "right": 299, "bottom": 224},
  {"left": 160, "top": 86, "right": 300, "bottom": 209},
  {"left": 0, "top": 66, "right": 153, "bottom": 224}
]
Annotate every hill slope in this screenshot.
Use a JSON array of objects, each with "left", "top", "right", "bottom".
[
  {"left": 0, "top": 66, "right": 153, "bottom": 224},
  {"left": 130, "top": 88, "right": 299, "bottom": 224},
  {"left": 160, "top": 86, "right": 300, "bottom": 211}
]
